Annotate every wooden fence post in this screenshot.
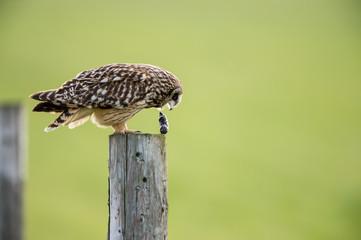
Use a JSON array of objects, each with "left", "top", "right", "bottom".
[
  {"left": 0, "top": 104, "right": 25, "bottom": 240},
  {"left": 108, "top": 133, "right": 168, "bottom": 240}
]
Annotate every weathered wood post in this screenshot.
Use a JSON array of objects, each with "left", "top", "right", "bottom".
[
  {"left": 108, "top": 133, "right": 167, "bottom": 240},
  {"left": 0, "top": 104, "right": 25, "bottom": 240}
]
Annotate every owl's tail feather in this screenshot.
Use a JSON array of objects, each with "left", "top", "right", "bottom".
[
  {"left": 45, "top": 110, "right": 73, "bottom": 132},
  {"left": 45, "top": 108, "right": 93, "bottom": 132},
  {"left": 30, "top": 90, "right": 56, "bottom": 101},
  {"left": 33, "top": 102, "right": 66, "bottom": 113}
]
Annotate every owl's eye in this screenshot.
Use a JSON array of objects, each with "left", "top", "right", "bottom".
[{"left": 172, "top": 93, "right": 179, "bottom": 101}]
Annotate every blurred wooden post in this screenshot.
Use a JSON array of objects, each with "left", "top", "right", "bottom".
[
  {"left": 108, "top": 133, "right": 168, "bottom": 240},
  {"left": 0, "top": 104, "right": 25, "bottom": 240}
]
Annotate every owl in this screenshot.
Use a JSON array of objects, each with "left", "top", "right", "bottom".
[{"left": 30, "top": 63, "right": 183, "bottom": 133}]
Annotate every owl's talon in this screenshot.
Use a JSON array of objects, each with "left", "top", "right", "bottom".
[{"left": 112, "top": 123, "right": 128, "bottom": 134}]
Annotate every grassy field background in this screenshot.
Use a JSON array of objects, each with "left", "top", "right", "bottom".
[{"left": 1, "top": 0, "right": 361, "bottom": 239}]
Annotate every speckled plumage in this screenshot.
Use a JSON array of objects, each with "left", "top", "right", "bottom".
[{"left": 30, "top": 63, "right": 183, "bottom": 133}]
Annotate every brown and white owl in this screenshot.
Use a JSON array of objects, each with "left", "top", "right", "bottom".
[{"left": 30, "top": 63, "right": 183, "bottom": 133}]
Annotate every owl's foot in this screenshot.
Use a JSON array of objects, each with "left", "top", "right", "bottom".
[
  {"left": 112, "top": 123, "right": 128, "bottom": 134},
  {"left": 112, "top": 123, "right": 141, "bottom": 134}
]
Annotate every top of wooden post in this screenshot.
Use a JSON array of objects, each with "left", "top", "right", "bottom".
[{"left": 110, "top": 132, "right": 166, "bottom": 138}]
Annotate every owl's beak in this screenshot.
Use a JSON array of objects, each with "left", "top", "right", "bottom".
[
  {"left": 167, "top": 95, "right": 182, "bottom": 111},
  {"left": 167, "top": 102, "right": 174, "bottom": 111}
]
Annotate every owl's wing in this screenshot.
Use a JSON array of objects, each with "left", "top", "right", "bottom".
[
  {"left": 31, "top": 64, "right": 161, "bottom": 109},
  {"left": 50, "top": 75, "right": 148, "bottom": 109}
]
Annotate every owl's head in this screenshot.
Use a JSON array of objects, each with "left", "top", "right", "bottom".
[{"left": 166, "top": 87, "right": 183, "bottom": 110}]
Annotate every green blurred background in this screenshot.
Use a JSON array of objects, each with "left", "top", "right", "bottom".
[{"left": 1, "top": 0, "right": 361, "bottom": 239}]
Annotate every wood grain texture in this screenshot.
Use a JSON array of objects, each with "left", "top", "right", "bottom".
[
  {"left": 0, "top": 104, "right": 25, "bottom": 240},
  {"left": 108, "top": 133, "right": 167, "bottom": 240}
]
